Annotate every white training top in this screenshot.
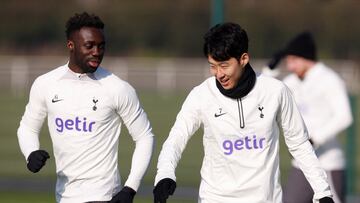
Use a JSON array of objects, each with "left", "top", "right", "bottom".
[
  {"left": 17, "top": 64, "right": 154, "bottom": 203},
  {"left": 283, "top": 62, "right": 353, "bottom": 170},
  {"left": 155, "top": 74, "right": 332, "bottom": 203}
]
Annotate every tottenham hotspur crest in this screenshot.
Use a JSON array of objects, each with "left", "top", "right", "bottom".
[
  {"left": 92, "top": 97, "right": 98, "bottom": 111},
  {"left": 258, "top": 105, "right": 264, "bottom": 118}
]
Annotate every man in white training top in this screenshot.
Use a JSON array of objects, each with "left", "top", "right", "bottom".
[
  {"left": 153, "top": 23, "right": 335, "bottom": 203},
  {"left": 264, "top": 32, "right": 353, "bottom": 203},
  {"left": 17, "top": 12, "right": 154, "bottom": 203}
]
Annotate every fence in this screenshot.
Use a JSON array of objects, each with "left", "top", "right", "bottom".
[{"left": 1, "top": 55, "right": 359, "bottom": 95}]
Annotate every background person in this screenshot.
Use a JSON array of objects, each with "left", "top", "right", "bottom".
[{"left": 264, "top": 31, "right": 353, "bottom": 203}]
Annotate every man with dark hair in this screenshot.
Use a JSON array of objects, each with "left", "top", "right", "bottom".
[
  {"left": 17, "top": 12, "right": 154, "bottom": 203},
  {"left": 153, "top": 23, "right": 334, "bottom": 203},
  {"left": 264, "top": 32, "right": 352, "bottom": 203}
]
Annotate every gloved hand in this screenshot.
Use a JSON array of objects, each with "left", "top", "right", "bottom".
[
  {"left": 268, "top": 50, "right": 285, "bottom": 70},
  {"left": 319, "top": 197, "right": 335, "bottom": 203},
  {"left": 27, "top": 150, "right": 50, "bottom": 173},
  {"left": 153, "top": 178, "right": 176, "bottom": 203},
  {"left": 110, "top": 186, "right": 136, "bottom": 203}
]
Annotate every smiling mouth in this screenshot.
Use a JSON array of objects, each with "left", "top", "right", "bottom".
[
  {"left": 220, "top": 78, "right": 230, "bottom": 86},
  {"left": 88, "top": 60, "right": 100, "bottom": 68}
]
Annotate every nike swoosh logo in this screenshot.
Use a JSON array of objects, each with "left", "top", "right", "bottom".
[
  {"left": 214, "top": 112, "right": 227, "bottom": 117},
  {"left": 52, "top": 99, "right": 63, "bottom": 103}
]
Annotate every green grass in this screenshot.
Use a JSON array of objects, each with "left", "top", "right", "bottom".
[
  {"left": 0, "top": 90, "right": 359, "bottom": 202},
  {"left": 0, "top": 192, "right": 55, "bottom": 203}
]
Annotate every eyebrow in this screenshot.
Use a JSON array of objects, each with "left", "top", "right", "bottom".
[
  {"left": 83, "top": 40, "right": 106, "bottom": 45},
  {"left": 208, "top": 61, "right": 229, "bottom": 65}
]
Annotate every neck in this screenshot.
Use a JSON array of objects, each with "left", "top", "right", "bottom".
[
  {"left": 216, "top": 63, "right": 256, "bottom": 99},
  {"left": 298, "top": 61, "right": 316, "bottom": 80},
  {"left": 68, "top": 60, "right": 84, "bottom": 74}
]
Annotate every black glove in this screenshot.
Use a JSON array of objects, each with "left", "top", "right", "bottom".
[
  {"left": 268, "top": 50, "right": 285, "bottom": 70},
  {"left": 319, "top": 197, "right": 335, "bottom": 203},
  {"left": 153, "top": 178, "right": 176, "bottom": 203},
  {"left": 110, "top": 186, "right": 136, "bottom": 203},
  {"left": 27, "top": 150, "right": 50, "bottom": 173}
]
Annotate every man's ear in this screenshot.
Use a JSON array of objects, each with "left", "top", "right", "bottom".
[
  {"left": 239, "top": 53, "right": 250, "bottom": 67},
  {"left": 67, "top": 40, "right": 74, "bottom": 51}
]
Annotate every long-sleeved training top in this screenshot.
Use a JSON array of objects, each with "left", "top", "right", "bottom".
[
  {"left": 155, "top": 74, "right": 332, "bottom": 203},
  {"left": 17, "top": 64, "right": 154, "bottom": 203},
  {"left": 283, "top": 62, "right": 353, "bottom": 170}
]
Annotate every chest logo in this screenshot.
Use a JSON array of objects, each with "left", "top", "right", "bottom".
[
  {"left": 258, "top": 106, "right": 264, "bottom": 118},
  {"left": 92, "top": 97, "right": 98, "bottom": 111},
  {"left": 52, "top": 95, "right": 63, "bottom": 103},
  {"left": 55, "top": 117, "right": 95, "bottom": 133},
  {"left": 223, "top": 135, "right": 266, "bottom": 155},
  {"left": 214, "top": 108, "right": 227, "bottom": 118}
]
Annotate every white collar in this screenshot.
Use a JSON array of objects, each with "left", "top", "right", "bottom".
[
  {"left": 303, "top": 62, "right": 324, "bottom": 81},
  {"left": 58, "top": 63, "right": 101, "bottom": 84}
]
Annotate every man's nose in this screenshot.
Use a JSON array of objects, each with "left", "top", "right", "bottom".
[
  {"left": 92, "top": 46, "right": 102, "bottom": 56},
  {"left": 215, "top": 67, "right": 225, "bottom": 78}
]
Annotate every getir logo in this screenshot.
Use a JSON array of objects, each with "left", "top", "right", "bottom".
[
  {"left": 55, "top": 117, "right": 95, "bottom": 133},
  {"left": 223, "top": 135, "right": 266, "bottom": 155}
]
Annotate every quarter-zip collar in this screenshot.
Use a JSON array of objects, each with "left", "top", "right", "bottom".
[{"left": 215, "top": 63, "right": 256, "bottom": 129}]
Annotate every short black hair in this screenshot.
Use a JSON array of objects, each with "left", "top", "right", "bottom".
[
  {"left": 65, "top": 12, "right": 104, "bottom": 40},
  {"left": 203, "top": 22, "right": 248, "bottom": 61}
]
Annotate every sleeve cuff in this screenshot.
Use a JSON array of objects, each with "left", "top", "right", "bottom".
[
  {"left": 154, "top": 172, "right": 176, "bottom": 186},
  {"left": 313, "top": 190, "right": 333, "bottom": 202},
  {"left": 124, "top": 179, "right": 141, "bottom": 192}
]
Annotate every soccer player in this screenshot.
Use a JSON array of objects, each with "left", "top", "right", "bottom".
[
  {"left": 264, "top": 32, "right": 353, "bottom": 203},
  {"left": 153, "top": 23, "right": 335, "bottom": 203},
  {"left": 17, "top": 12, "right": 154, "bottom": 203}
]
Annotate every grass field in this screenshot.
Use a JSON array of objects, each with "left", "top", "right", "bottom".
[{"left": 0, "top": 90, "right": 358, "bottom": 202}]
